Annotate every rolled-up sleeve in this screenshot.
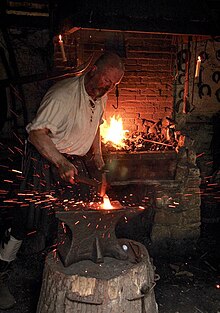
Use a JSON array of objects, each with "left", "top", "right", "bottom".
[{"left": 26, "top": 97, "right": 64, "bottom": 135}]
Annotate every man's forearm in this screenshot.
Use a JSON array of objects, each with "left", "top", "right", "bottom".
[
  {"left": 91, "top": 127, "right": 105, "bottom": 170},
  {"left": 91, "top": 127, "right": 102, "bottom": 155},
  {"left": 29, "top": 129, "right": 78, "bottom": 183},
  {"left": 28, "top": 129, "right": 67, "bottom": 167}
]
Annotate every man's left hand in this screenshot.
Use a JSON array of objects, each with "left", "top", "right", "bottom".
[{"left": 93, "top": 154, "right": 105, "bottom": 170}]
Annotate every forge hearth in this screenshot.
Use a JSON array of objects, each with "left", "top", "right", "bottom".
[
  {"left": 104, "top": 150, "right": 177, "bottom": 182},
  {"left": 56, "top": 202, "right": 144, "bottom": 266}
]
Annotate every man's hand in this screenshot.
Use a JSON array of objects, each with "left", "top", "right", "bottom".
[
  {"left": 57, "top": 158, "right": 78, "bottom": 184},
  {"left": 29, "top": 129, "right": 78, "bottom": 184},
  {"left": 93, "top": 153, "right": 105, "bottom": 171}
]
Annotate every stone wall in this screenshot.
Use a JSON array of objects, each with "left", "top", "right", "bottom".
[{"left": 0, "top": 27, "right": 52, "bottom": 138}]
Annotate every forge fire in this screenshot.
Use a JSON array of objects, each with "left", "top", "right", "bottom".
[{"left": 100, "top": 115, "right": 180, "bottom": 152}]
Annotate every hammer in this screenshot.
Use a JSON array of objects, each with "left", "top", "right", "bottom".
[
  {"left": 74, "top": 171, "right": 108, "bottom": 197},
  {"left": 99, "top": 170, "right": 108, "bottom": 197}
]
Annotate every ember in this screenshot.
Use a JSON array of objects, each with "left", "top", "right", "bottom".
[{"left": 101, "top": 116, "right": 179, "bottom": 152}]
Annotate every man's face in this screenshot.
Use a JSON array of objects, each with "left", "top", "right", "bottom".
[{"left": 85, "top": 66, "right": 124, "bottom": 100}]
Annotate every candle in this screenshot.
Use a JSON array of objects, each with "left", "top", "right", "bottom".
[
  {"left": 195, "top": 56, "right": 201, "bottom": 78},
  {"left": 58, "top": 34, "right": 67, "bottom": 62}
]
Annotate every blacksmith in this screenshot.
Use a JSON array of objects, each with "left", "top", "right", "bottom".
[{"left": 0, "top": 52, "right": 124, "bottom": 309}]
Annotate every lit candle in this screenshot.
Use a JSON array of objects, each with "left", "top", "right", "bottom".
[
  {"left": 58, "top": 34, "right": 67, "bottom": 62},
  {"left": 195, "top": 56, "right": 201, "bottom": 78}
]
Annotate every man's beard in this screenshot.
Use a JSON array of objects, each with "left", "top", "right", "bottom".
[{"left": 94, "top": 87, "right": 110, "bottom": 98}]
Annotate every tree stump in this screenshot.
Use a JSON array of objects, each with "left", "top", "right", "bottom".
[{"left": 37, "top": 239, "right": 158, "bottom": 313}]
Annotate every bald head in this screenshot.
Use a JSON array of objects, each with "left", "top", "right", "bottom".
[
  {"left": 85, "top": 52, "right": 124, "bottom": 100},
  {"left": 94, "top": 52, "right": 125, "bottom": 72}
]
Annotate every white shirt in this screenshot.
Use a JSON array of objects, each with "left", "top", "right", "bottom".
[{"left": 26, "top": 75, "right": 107, "bottom": 156}]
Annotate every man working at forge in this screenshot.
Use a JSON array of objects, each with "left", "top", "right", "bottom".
[{"left": 0, "top": 52, "right": 124, "bottom": 310}]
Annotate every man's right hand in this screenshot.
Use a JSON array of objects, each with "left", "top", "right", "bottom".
[
  {"left": 57, "top": 158, "right": 78, "bottom": 184},
  {"left": 28, "top": 129, "right": 78, "bottom": 184}
]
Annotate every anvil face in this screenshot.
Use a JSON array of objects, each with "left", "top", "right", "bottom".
[{"left": 56, "top": 202, "right": 144, "bottom": 267}]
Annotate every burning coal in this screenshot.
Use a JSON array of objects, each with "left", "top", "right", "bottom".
[{"left": 100, "top": 116, "right": 179, "bottom": 152}]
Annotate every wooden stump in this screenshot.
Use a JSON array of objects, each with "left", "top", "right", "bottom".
[{"left": 37, "top": 240, "right": 158, "bottom": 313}]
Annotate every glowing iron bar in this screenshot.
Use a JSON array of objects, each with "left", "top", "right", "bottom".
[{"left": 101, "top": 195, "right": 113, "bottom": 210}]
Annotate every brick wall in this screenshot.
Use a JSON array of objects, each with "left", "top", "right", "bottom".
[{"left": 54, "top": 29, "right": 177, "bottom": 132}]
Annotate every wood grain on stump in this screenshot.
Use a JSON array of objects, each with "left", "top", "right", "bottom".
[{"left": 37, "top": 240, "right": 158, "bottom": 313}]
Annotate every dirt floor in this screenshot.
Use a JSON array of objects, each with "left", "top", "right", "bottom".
[{"left": 0, "top": 238, "right": 219, "bottom": 313}]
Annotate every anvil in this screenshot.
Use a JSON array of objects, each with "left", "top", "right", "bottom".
[{"left": 56, "top": 202, "right": 144, "bottom": 267}]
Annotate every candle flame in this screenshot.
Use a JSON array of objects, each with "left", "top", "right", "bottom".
[
  {"left": 100, "top": 115, "right": 128, "bottom": 148},
  {"left": 101, "top": 195, "right": 113, "bottom": 210},
  {"left": 59, "top": 34, "right": 62, "bottom": 42}
]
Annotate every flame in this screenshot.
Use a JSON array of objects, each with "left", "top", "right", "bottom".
[
  {"left": 100, "top": 115, "right": 128, "bottom": 148},
  {"left": 59, "top": 34, "right": 62, "bottom": 42},
  {"left": 100, "top": 195, "right": 113, "bottom": 210}
]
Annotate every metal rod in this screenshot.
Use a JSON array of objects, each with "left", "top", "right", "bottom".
[{"left": 142, "top": 139, "right": 173, "bottom": 147}]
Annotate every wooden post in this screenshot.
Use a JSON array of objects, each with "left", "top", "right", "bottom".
[{"left": 37, "top": 239, "right": 158, "bottom": 313}]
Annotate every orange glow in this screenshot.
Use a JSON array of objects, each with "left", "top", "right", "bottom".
[
  {"left": 101, "top": 195, "right": 113, "bottom": 210},
  {"left": 100, "top": 115, "right": 128, "bottom": 148}
]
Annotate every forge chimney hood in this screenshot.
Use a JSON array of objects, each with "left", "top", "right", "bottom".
[{"left": 54, "top": 0, "right": 220, "bottom": 36}]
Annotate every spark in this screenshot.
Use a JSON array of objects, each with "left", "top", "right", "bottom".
[
  {"left": 27, "top": 230, "right": 37, "bottom": 236},
  {"left": 11, "top": 169, "right": 22, "bottom": 174},
  {"left": 12, "top": 132, "right": 24, "bottom": 145},
  {"left": 0, "top": 165, "right": 9, "bottom": 168},
  {"left": 61, "top": 222, "right": 66, "bottom": 233},
  {"left": 138, "top": 206, "right": 145, "bottom": 210},
  {"left": 14, "top": 146, "right": 23, "bottom": 155},
  {"left": 0, "top": 190, "right": 8, "bottom": 194},
  {"left": 7, "top": 147, "right": 15, "bottom": 154},
  {"left": 196, "top": 152, "right": 205, "bottom": 158}
]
